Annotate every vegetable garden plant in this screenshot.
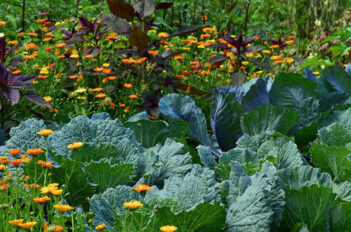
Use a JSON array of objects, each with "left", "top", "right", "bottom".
[{"left": 1, "top": 0, "right": 351, "bottom": 231}]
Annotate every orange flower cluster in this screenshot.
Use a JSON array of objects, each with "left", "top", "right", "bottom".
[{"left": 121, "top": 57, "right": 147, "bottom": 64}]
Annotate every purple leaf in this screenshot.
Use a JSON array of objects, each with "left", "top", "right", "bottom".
[
  {"left": 23, "top": 93, "right": 52, "bottom": 108},
  {"left": 2, "top": 89, "right": 20, "bottom": 105},
  {"left": 0, "top": 37, "right": 6, "bottom": 63}
]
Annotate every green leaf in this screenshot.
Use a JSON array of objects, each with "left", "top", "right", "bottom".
[
  {"left": 48, "top": 115, "right": 143, "bottom": 162},
  {"left": 240, "top": 104, "right": 300, "bottom": 136},
  {"left": 197, "top": 145, "right": 216, "bottom": 169},
  {"left": 289, "top": 97, "right": 320, "bottom": 136},
  {"left": 125, "top": 120, "right": 189, "bottom": 148},
  {"left": 333, "top": 181, "right": 351, "bottom": 201},
  {"left": 159, "top": 94, "right": 214, "bottom": 151},
  {"left": 310, "top": 143, "right": 351, "bottom": 181},
  {"left": 142, "top": 139, "right": 193, "bottom": 187},
  {"left": 280, "top": 185, "right": 335, "bottom": 231},
  {"left": 318, "top": 66, "right": 351, "bottom": 95},
  {"left": 226, "top": 162, "right": 285, "bottom": 231},
  {"left": 145, "top": 165, "right": 220, "bottom": 211},
  {"left": 318, "top": 123, "right": 351, "bottom": 146},
  {"left": 51, "top": 154, "right": 97, "bottom": 211},
  {"left": 330, "top": 201, "right": 351, "bottom": 232},
  {"left": 227, "top": 161, "right": 251, "bottom": 203},
  {"left": 268, "top": 72, "right": 316, "bottom": 110},
  {"left": 152, "top": 202, "right": 226, "bottom": 232},
  {"left": 257, "top": 138, "right": 304, "bottom": 169},
  {"left": 319, "top": 108, "right": 351, "bottom": 130},
  {"left": 0, "top": 118, "right": 47, "bottom": 153},
  {"left": 278, "top": 166, "right": 332, "bottom": 190},
  {"left": 89, "top": 186, "right": 141, "bottom": 229},
  {"left": 84, "top": 161, "right": 133, "bottom": 191}
]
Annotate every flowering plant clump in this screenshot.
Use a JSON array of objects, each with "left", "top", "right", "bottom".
[{"left": 2, "top": 0, "right": 351, "bottom": 231}]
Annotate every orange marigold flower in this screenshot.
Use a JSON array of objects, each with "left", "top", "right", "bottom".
[
  {"left": 21, "top": 154, "right": 31, "bottom": 164},
  {"left": 0, "top": 21, "right": 6, "bottom": 26},
  {"left": 270, "top": 55, "right": 282, "bottom": 61},
  {"left": 37, "top": 160, "right": 52, "bottom": 168},
  {"left": 43, "top": 37, "right": 53, "bottom": 42},
  {"left": 67, "top": 142, "right": 84, "bottom": 150},
  {"left": 121, "top": 58, "right": 133, "bottom": 64},
  {"left": 261, "top": 49, "right": 271, "bottom": 54},
  {"left": 27, "top": 148, "right": 44, "bottom": 156},
  {"left": 107, "top": 76, "right": 116, "bottom": 80},
  {"left": 95, "top": 93, "right": 107, "bottom": 98},
  {"left": 51, "top": 189, "right": 63, "bottom": 196},
  {"left": 123, "top": 83, "right": 133, "bottom": 88},
  {"left": 95, "top": 224, "right": 106, "bottom": 230},
  {"left": 9, "top": 148, "right": 20, "bottom": 156},
  {"left": 269, "top": 44, "right": 280, "bottom": 49},
  {"left": 25, "top": 43, "right": 37, "bottom": 50},
  {"left": 54, "top": 204, "right": 73, "bottom": 212},
  {"left": 158, "top": 32, "right": 169, "bottom": 38},
  {"left": 9, "top": 219, "right": 24, "bottom": 226},
  {"left": 53, "top": 225, "right": 64, "bottom": 231},
  {"left": 174, "top": 55, "right": 184, "bottom": 60},
  {"left": 0, "top": 165, "right": 7, "bottom": 171},
  {"left": 123, "top": 201, "right": 143, "bottom": 210},
  {"left": 56, "top": 43, "right": 66, "bottom": 48},
  {"left": 37, "top": 129, "right": 53, "bottom": 137},
  {"left": 37, "top": 19, "right": 46, "bottom": 24},
  {"left": 18, "top": 221, "right": 37, "bottom": 229},
  {"left": 134, "top": 184, "right": 152, "bottom": 192},
  {"left": 24, "top": 55, "right": 35, "bottom": 60},
  {"left": 91, "top": 87, "right": 103, "bottom": 92},
  {"left": 160, "top": 225, "right": 178, "bottom": 232},
  {"left": 285, "top": 40, "right": 293, "bottom": 45},
  {"left": 135, "top": 57, "right": 147, "bottom": 64},
  {"left": 159, "top": 40, "right": 169, "bottom": 45},
  {"left": 289, "top": 35, "right": 296, "bottom": 39},
  {"left": 27, "top": 32, "right": 38, "bottom": 37},
  {"left": 148, "top": 50, "right": 159, "bottom": 56},
  {"left": 129, "top": 94, "right": 138, "bottom": 99},
  {"left": 10, "top": 160, "right": 22, "bottom": 167},
  {"left": 1, "top": 182, "right": 10, "bottom": 190},
  {"left": 83, "top": 54, "right": 93, "bottom": 59},
  {"left": 8, "top": 40, "right": 18, "bottom": 45},
  {"left": 33, "top": 196, "right": 51, "bottom": 203}
]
